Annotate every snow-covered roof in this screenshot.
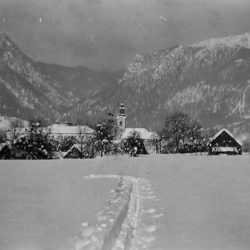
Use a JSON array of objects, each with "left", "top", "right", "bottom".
[
  {"left": 67, "top": 143, "right": 82, "bottom": 152},
  {"left": 0, "top": 116, "right": 29, "bottom": 132},
  {"left": 63, "top": 143, "right": 84, "bottom": 158},
  {"left": 0, "top": 143, "right": 8, "bottom": 151},
  {"left": 121, "top": 128, "right": 156, "bottom": 140},
  {"left": 48, "top": 124, "right": 95, "bottom": 135},
  {"left": 210, "top": 128, "right": 242, "bottom": 146}
]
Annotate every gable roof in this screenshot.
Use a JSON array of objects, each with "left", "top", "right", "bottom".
[
  {"left": 49, "top": 124, "right": 95, "bottom": 135},
  {"left": 210, "top": 128, "right": 242, "bottom": 146},
  {"left": 0, "top": 143, "right": 8, "bottom": 151},
  {"left": 121, "top": 128, "right": 156, "bottom": 140},
  {"left": 63, "top": 143, "right": 83, "bottom": 158}
]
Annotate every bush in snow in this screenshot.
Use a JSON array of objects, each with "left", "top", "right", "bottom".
[
  {"left": 123, "top": 131, "right": 147, "bottom": 156},
  {"left": 11, "top": 119, "right": 55, "bottom": 159}
]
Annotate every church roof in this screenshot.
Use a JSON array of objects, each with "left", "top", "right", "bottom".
[{"left": 0, "top": 143, "right": 8, "bottom": 151}]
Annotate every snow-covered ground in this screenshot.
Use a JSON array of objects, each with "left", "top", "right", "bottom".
[{"left": 1, "top": 154, "right": 250, "bottom": 250}]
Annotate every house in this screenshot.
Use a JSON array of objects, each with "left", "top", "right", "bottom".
[
  {"left": 63, "top": 144, "right": 84, "bottom": 159},
  {"left": 0, "top": 143, "right": 11, "bottom": 159},
  {"left": 48, "top": 124, "right": 95, "bottom": 140},
  {"left": 208, "top": 128, "right": 242, "bottom": 155},
  {"left": 63, "top": 142, "right": 95, "bottom": 159}
]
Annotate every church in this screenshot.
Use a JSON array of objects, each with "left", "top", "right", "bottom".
[
  {"left": 116, "top": 103, "right": 127, "bottom": 134},
  {"left": 116, "top": 103, "right": 158, "bottom": 154}
]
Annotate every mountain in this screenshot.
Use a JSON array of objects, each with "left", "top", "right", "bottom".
[
  {"left": 0, "top": 32, "right": 122, "bottom": 122},
  {"left": 34, "top": 62, "right": 123, "bottom": 100},
  {"left": 71, "top": 33, "right": 250, "bottom": 136},
  {"left": 2, "top": 32, "right": 250, "bottom": 137}
]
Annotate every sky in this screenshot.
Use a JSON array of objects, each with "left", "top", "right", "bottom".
[{"left": 0, "top": 0, "right": 250, "bottom": 71}]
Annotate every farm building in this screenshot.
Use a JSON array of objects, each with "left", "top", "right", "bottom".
[
  {"left": 63, "top": 143, "right": 95, "bottom": 159},
  {"left": 63, "top": 144, "right": 83, "bottom": 159},
  {"left": 208, "top": 128, "right": 242, "bottom": 155},
  {"left": 48, "top": 124, "right": 95, "bottom": 139}
]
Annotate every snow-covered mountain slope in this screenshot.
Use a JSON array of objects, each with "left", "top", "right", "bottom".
[
  {"left": 0, "top": 33, "right": 77, "bottom": 120},
  {"left": 2, "top": 32, "right": 250, "bottom": 136},
  {"left": 0, "top": 32, "right": 122, "bottom": 122},
  {"left": 71, "top": 33, "right": 250, "bottom": 135},
  {"left": 192, "top": 33, "right": 250, "bottom": 49}
]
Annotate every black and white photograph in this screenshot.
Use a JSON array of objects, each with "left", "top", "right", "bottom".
[{"left": 0, "top": 0, "right": 250, "bottom": 249}]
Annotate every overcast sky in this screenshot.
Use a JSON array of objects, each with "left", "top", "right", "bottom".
[{"left": 0, "top": 0, "right": 250, "bottom": 71}]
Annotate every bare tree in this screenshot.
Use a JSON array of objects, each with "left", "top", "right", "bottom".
[
  {"left": 161, "top": 111, "right": 204, "bottom": 153},
  {"left": 0, "top": 130, "right": 7, "bottom": 143},
  {"left": 151, "top": 132, "right": 162, "bottom": 154},
  {"left": 9, "top": 119, "right": 25, "bottom": 145},
  {"left": 77, "top": 125, "right": 87, "bottom": 156}
]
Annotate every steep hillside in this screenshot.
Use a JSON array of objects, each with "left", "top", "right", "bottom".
[
  {"left": 71, "top": 33, "right": 250, "bottom": 134},
  {"left": 35, "top": 62, "right": 123, "bottom": 100},
  {"left": 0, "top": 32, "right": 122, "bottom": 122},
  {"left": 0, "top": 33, "right": 77, "bottom": 121}
]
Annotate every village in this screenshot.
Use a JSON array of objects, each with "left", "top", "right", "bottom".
[
  {"left": 2, "top": 1, "right": 250, "bottom": 249},
  {"left": 0, "top": 103, "right": 244, "bottom": 159}
]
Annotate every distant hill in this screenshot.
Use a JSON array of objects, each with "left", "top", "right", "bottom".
[{"left": 35, "top": 62, "right": 123, "bottom": 101}]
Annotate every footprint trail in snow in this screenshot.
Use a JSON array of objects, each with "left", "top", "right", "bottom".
[{"left": 70, "top": 174, "right": 161, "bottom": 250}]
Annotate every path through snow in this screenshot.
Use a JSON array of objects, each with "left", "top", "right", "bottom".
[{"left": 70, "top": 174, "right": 160, "bottom": 250}]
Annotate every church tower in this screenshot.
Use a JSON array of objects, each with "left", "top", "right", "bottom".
[{"left": 117, "top": 103, "right": 127, "bottom": 131}]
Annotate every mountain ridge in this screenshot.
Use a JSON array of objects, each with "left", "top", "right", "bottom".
[
  {"left": 0, "top": 32, "right": 123, "bottom": 122},
  {"left": 1, "top": 32, "right": 250, "bottom": 137},
  {"left": 70, "top": 33, "right": 250, "bottom": 136}
]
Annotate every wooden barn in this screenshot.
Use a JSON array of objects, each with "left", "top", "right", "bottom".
[
  {"left": 63, "top": 144, "right": 83, "bottom": 159},
  {"left": 208, "top": 129, "right": 242, "bottom": 155}
]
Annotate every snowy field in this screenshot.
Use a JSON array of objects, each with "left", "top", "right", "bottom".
[{"left": 0, "top": 155, "right": 250, "bottom": 250}]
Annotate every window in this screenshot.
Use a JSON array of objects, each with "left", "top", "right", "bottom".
[{"left": 120, "top": 121, "right": 123, "bottom": 126}]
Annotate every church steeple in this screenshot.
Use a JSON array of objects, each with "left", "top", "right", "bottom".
[
  {"left": 119, "top": 103, "right": 126, "bottom": 116},
  {"left": 117, "top": 103, "right": 126, "bottom": 131}
]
